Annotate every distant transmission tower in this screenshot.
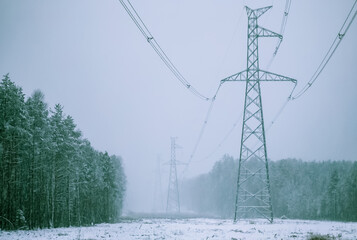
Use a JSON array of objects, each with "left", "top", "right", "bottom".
[
  {"left": 221, "top": 6, "right": 296, "bottom": 223},
  {"left": 166, "top": 137, "right": 180, "bottom": 213}
]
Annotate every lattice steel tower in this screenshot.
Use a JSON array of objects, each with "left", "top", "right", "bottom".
[
  {"left": 166, "top": 137, "right": 180, "bottom": 213},
  {"left": 221, "top": 6, "right": 296, "bottom": 222}
]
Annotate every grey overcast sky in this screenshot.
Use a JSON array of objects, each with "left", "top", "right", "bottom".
[{"left": 1, "top": 0, "right": 356, "bottom": 212}]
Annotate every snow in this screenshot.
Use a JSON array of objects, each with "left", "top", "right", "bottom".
[{"left": 1, "top": 218, "right": 356, "bottom": 240}]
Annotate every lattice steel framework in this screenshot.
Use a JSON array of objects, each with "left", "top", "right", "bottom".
[
  {"left": 166, "top": 137, "right": 180, "bottom": 213},
  {"left": 221, "top": 6, "right": 296, "bottom": 223}
]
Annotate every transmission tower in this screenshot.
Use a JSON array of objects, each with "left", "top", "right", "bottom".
[
  {"left": 166, "top": 137, "right": 180, "bottom": 213},
  {"left": 221, "top": 6, "right": 296, "bottom": 223}
]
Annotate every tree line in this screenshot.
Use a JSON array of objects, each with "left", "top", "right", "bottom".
[
  {"left": 182, "top": 155, "right": 357, "bottom": 221},
  {"left": 0, "top": 74, "right": 126, "bottom": 230}
]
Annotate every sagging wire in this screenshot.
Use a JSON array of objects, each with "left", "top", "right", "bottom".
[
  {"left": 118, "top": 0, "right": 211, "bottom": 101},
  {"left": 180, "top": 83, "right": 223, "bottom": 179},
  {"left": 198, "top": 110, "right": 244, "bottom": 163},
  {"left": 265, "top": 81, "right": 297, "bottom": 132},
  {"left": 292, "top": 0, "right": 357, "bottom": 99},
  {"left": 266, "top": 0, "right": 357, "bottom": 127},
  {"left": 266, "top": 0, "right": 292, "bottom": 70}
]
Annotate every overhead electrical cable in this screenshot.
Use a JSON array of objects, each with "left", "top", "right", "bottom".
[
  {"left": 266, "top": 0, "right": 292, "bottom": 69},
  {"left": 197, "top": 110, "right": 244, "bottom": 163},
  {"left": 179, "top": 6, "right": 247, "bottom": 177},
  {"left": 215, "top": 6, "right": 245, "bottom": 78},
  {"left": 246, "top": 1, "right": 357, "bottom": 159},
  {"left": 264, "top": 0, "right": 356, "bottom": 129},
  {"left": 265, "top": 81, "right": 297, "bottom": 131},
  {"left": 191, "top": 7, "right": 245, "bottom": 164},
  {"left": 180, "top": 83, "right": 223, "bottom": 178},
  {"left": 292, "top": 0, "right": 357, "bottom": 99},
  {"left": 279, "top": 0, "right": 292, "bottom": 39},
  {"left": 118, "top": 0, "right": 211, "bottom": 100},
  {"left": 118, "top": 0, "right": 232, "bottom": 178},
  {"left": 255, "top": 0, "right": 357, "bottom": 156},
  {"left": 201, "top": 79, "right": 295, "bottom": 163}
]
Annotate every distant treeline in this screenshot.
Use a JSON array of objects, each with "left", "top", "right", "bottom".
[
  {"left": 182, "top": 155, "right": 357, "bottom": 221},
  {"left": 0, "top": 74, "right": 126, "bottom": 230}
]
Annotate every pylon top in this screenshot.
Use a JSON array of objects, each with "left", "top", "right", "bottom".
[{"left": 245, "top": 6, "right": 272, "bottom": 19}]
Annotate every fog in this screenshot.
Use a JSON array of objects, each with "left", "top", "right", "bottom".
[{"left": 0, "top": 0, "right": 356, "bottom": 213}]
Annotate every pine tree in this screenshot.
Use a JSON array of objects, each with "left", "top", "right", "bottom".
[
  {"left": 346, "top": 163, "right": 357, "bottom": 221},
  {"left": 0, "top": 74, "right": 30, "bottom": 229},
  {"left": 328, "top": 169, "right": 339, "bottom": 220},
  {"left": 25, "top": 90, "right": 50, "bottom": 228}
]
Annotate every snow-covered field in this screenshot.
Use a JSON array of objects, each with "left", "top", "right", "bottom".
[{"left": 1, "top": 218, "right": 356, "bottom": 240}]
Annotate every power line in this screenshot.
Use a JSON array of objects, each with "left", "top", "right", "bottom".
[
  {"left": 254, "top": 1, "right": 357, "bottom": 154},
  {"left": 180, "top": 83, "right": 223, "bottom": 178},
  {"left": 215, "top": 6, "right": 245, "bottom": 78},
  {"left": 266, "top": 0, "right": 292, "bottom": 69},
  {"left": 245, "top": 1, "right": 357, "bottom": 160},
  {"left": 201, "top": 79, "right": 296, "bottom": 163},
  {"left": 292, "top": 0, "right": 357, "bottom": 99},
  {"left": 262, "top": 0, "right": 356, "bottom": 133},
  {"left": 279, "top": 0, "right": 292, "bottom": 37},
  {"left": 192, "top": 6, "right": 245, "bottom": 164},
  {"left": 266, "top": 81, "right": 297, "bottom": 129},
  {"left": 118, "top": 0, "right": 211, "bottom": 101},
  {"left": 262, "top": 0, "right": 356, "bottom": 134},
  {"left": 119, "top": 0, "right": 232, "bottom": 178},
  {"left": 199, "top": 110, "right": 244, "bottom": 163}
]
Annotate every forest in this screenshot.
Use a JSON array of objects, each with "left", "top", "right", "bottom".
[
  {"left": 0, "top": 74, "right": 126, "bottom": 230},
  {"left": 182, "top": 155, "right": 357, "bottom": 221}
]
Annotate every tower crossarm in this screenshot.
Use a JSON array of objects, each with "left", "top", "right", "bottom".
[
  {"left": 221, "top": 69, "right": 296, "bottom": 83},
  {"left": 258, "top": 69, "right": 296, "bottom": 83},
  {"left": 221, "top": 70, "right": 247, "bottom": 82},
  {"left": 257, "top": 26, "right": 282, "bottom": 39},
  {"left": 246, "top": 6, "right": 272, "bottom": 19}
]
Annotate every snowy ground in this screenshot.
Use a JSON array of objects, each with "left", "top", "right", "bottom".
[{"left": 1, "top": 218, "right": 356, "bottom": 240}]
